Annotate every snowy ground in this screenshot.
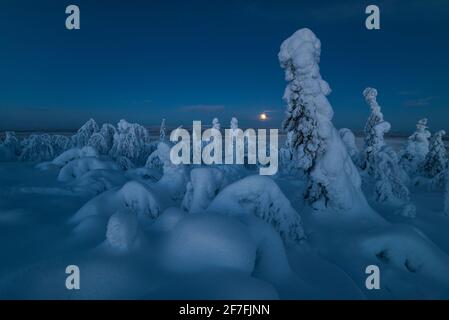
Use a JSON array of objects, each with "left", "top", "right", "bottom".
[{"left": 1, "top": 136, "right": 449, "bottom": 300}]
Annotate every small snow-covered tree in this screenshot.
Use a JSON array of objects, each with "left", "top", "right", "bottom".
[
  {"left": 421, "top": 130, "right": 447, "bottom": 178},
  {"left": 279, "top": 28, "right": 368, "bottom": 211},
  {"left": 20, "top": 134, "right": 54, "bottom": 162},
  {"left": 159, "top": 118, "right": 166, "bottom": 141},
  {"left": 361, "top": 88, "right": 415, "bottom": 217},
  {"left": 399, "top": 118, "right": 431, "bottom": 176},
  {"left": 2, "top": 131, "right": 21, "bottom": 157},
  {"left": 230, "top": 117, "right": 238, "bottom": 133},
  {"left": 212, "top": 117, "right": 221, "bottom": 130},
  {"left": 109, "top": 119, "right": 151, "bottom": 165},
  {"left": 72, "top": 119, "right": 99, "bottom": 148},
  {"left": 116, "top": 155, "right": 135, "bottom": 170},
  {"left": 88, "top": 133, "right": 109, "bottom": 154},
  {"left": 99, "top": 123, "right": 117, "bottom": 151}
]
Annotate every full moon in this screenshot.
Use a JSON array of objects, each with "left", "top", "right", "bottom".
[{"left": 259, "top": 113, "right": 268, "bottom": 120}]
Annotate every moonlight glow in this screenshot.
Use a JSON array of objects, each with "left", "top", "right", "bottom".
[{"left": 259, "top": 113, "right": 268, "bottom": 121}]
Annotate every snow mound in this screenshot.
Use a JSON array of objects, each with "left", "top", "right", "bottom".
[
  {"left": 161, "top": 213, "right": 258, "bottom": 274},
  {"left": 58, "top": 157, "right": 119, "bottom": 182},
  {"left": 52, "top": 146, "right": 99, "bottom": 167},
  {"left": 150, "top": 207, "right": 186, "bottom": 232},
  {"left": 360, "top": 226, "right": 449, "bottom": 297},
  {"left": 339, "top": 128, "right": 360, "bottom": 167},
  {"left": 67, "top": 169, "right": 129, "bottom": 195},
  {"left": 208, "top": 175, "right": 305, "bottom": 243},
  {"left": 182, "top": 168, "right": 225, "bottom": 213},
  {"left": 106, "top": 209, "right": 141, "bottom": 252},
  {"left": 71, "top": 180, "right": 162, "bottom": 227}
]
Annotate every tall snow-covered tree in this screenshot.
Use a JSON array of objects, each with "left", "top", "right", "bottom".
[
  {"left": 160, "top": 118, "right": 166, "bottom": 141},
  {"left": 279, "top": 28, "right": 369, "bottom": 211},
  {"left": 399, "top": 118, "right": 431, "bottom": 176},
  {"left": 421, "top": 130, "right": 447, "bottom": 178},
  {"left": 361, "top": 88, "right": 415, "bottom": 217},
  {"left": 72, "top": 119, "right": 99, "bottom": 148},
  {"left": 362, "top": 87, "right": 385, "bottom": 173}
]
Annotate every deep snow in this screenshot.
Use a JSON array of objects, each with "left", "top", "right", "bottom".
[{"left": 1, "top": 135, "right": 449, "bottom": 299}]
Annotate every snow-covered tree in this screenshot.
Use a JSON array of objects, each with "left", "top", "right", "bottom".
[
  {"left": 362, "top": 87, "right": 386, "bottom": 173},
  {"left": 212, "top": 117, "right": 221, "bottom": 130},
  {"left": 399, "top": 118, "right": 431, "bottom": 176},
  {"left": 109, "top": 119, "right": 151, "bottom": 165},
  {"left": 51, "top": 135, "right": 73, "bottom": 156},
  {"left": 99, "top": 123, "right": 117, "bottom": 151},
  {"left": 361, "top": 88, "right": 415, "bottom": 217},
  {"left": 160, "top": 119, "right": 166, "bottom": 141},
  {"left": 279, "top": 28, "right": 368, "bottom": 211},
  {"left": 20, "top": 134, "right": 54, "bottom": 162},
  {"left": 230, "top": 117, "right": 238, "bottom": 133},
  {"left": 2, "top": 131, "right": 21, "bottom": 157},
  {"left": 88, "top": 133, "right": 109, "bottom": 154},
  {"left": 116, "top": 156, "right": 135, "bottom": 170},
  {"left": 421, "top": 130, "right": 447, "bottom": 178},
  {"left": 72, "top": 119, "right": 99, "bottom": 148}
]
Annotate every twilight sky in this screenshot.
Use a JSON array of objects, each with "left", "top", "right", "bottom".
[{"left": 0, "top": 0, "right": 448, "bottom": 133}]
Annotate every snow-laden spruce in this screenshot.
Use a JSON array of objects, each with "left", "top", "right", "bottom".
[
  {"left": 159, "top": 119, "right": 166, "bottom": 141},
  {"left": 208, "top": 175, "right": 305, "bottom": 243},
  {"left": 99, "top": 123, "right": 117, "bottom": 152},
  {"left": 362, "top": 87, "right": 415, "bottom": 217},
  {"left": 212, "top": 118, "right": 221, "bottom": 130},
  {"left": 3, "top": 132, "right": 21, "bottom": 157},
  {"left": 51, "top": 135, "right": 73, "bottom": 156},
  {"left": 0, "top": 131, "right": 21, "bottom": 161},
  {"left": 72, "top": 119, "right": 99, "bottom": 148},
  {"left": 20, "top": 134, "right": 54, "bottom": 162},
  {"left": 109, "top": 119, "right": 151, "bottom": 166},
  {"left": 399, "top": 118, "right": 431, "bottom": 176},
  {"left": 279, "top": 28, "right": 367, "bottom": 211},
  {"left": 421, "top": 130, "right": 447, "bottom": 178},
  {"left": 362, "top": 88, "right": 384, "bottom": 171}
]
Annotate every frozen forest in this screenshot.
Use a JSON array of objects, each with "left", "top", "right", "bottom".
[{"left": 1, "top": 28, "right": 449, "bottom": 299}]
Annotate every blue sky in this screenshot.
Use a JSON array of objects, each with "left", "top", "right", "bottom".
[{"left": 0, "top": 0, "right": 448, "bottom": 133}]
